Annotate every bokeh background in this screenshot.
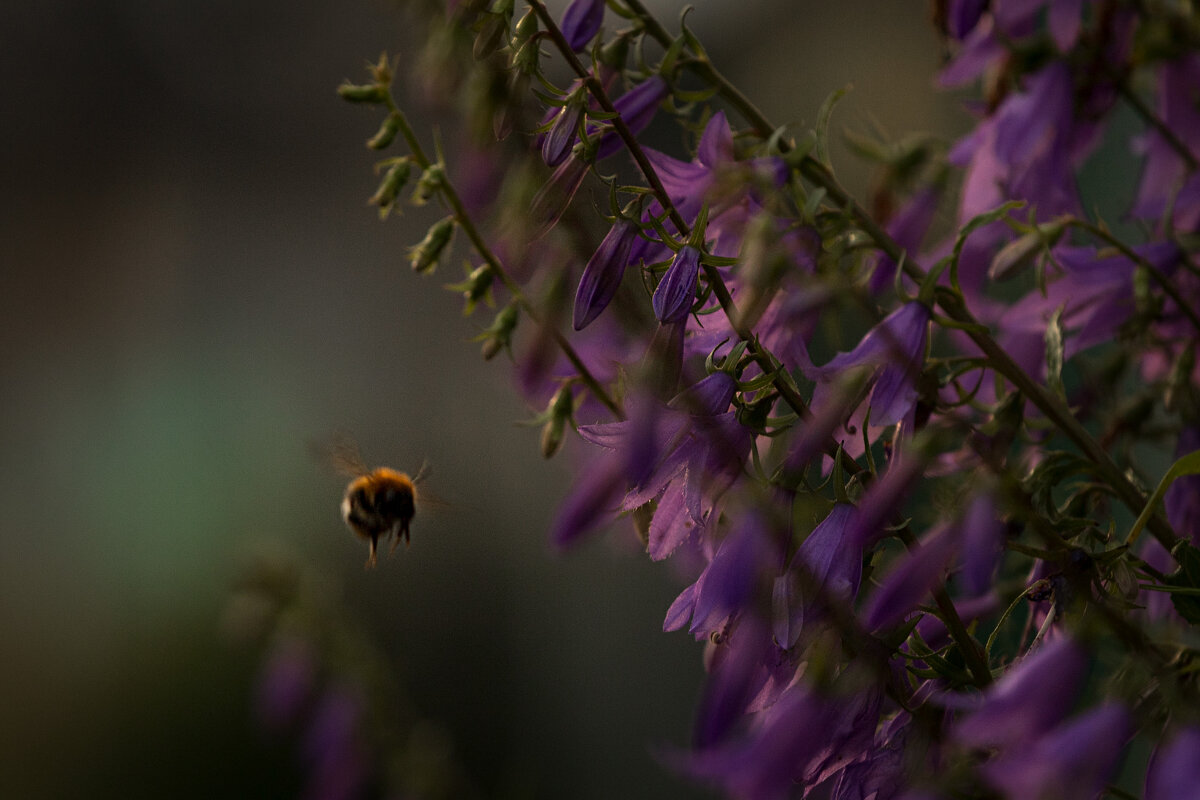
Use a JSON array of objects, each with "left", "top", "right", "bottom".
[{"left": 0, "top": 2, "right": 960, "bottom": 797}]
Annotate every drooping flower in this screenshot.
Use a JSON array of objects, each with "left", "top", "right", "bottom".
[
  {"left": 573, "top": 219, "right": 640, "bottom": 330},
  {"left": 581, "top": 371, "right": 751, "bottom": 559},
  {"left": 653, "top": 245, "right": 702, "bottom": 324},
  {"left": 773, "top": 503, "right": 861, "bottom": 649},
  {"left": 559, "top": 0, "right": 604, "bottom": 52},
  {"left": 862, "top": 524, "right": 961, "bottom": 631},
  {"left": 809, "top": 300, "right": 932, "bottom": 431},
  {"left": 594, "top": 75, "right": 669, "bottom": 160},
  {"left": 541, "top": 97, "right": 584, "bottom": 167},
  {"left": 1131, "top": 54, "right": 1200, "bottom": 233},
  {"left": 954, "top": 635, "right": 1087, "bottom": 750},
  {"left": 979, "top": 703, "right": 1131, "bottom": 800},
  {"left": 1145, "top": 726, "right": 1200, "bottom": 800}
]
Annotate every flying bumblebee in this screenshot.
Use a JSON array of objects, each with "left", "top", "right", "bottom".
[{"left": 330, "top": 437, "right": 430, "bottom": 568}]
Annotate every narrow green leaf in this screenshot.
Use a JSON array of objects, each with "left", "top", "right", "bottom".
[{"left": 1125, "top": 448, "right": 1200, "bottom": 546}]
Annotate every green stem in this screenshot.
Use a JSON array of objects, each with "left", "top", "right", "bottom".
[{"left": 384, "top": 96, "right": 624, "bottom": 419}]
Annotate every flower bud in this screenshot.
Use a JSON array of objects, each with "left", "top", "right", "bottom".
[
  {"left": 366, "top": 112, "right": 402, "bottom": 150},
  {"left": 337, "top": 82, "right": 388, "bottom": 104},
  {"left": 409, "top": 216, "right": 455, "bottom": 273},
  {"left": 560, "top": 0, "right": 604, "bottom": 52},
  {"left": 539, "top": 384, "right": 575, "bottom": 459},
  {"left": 446, "top": 263, "right": 494, "bottom": 313},
  {"left": 528, "top": 153, "right": 589, "bottom": 242},
  {"left": 368, "top": 158, "right": 411, "bottom": 216},
  {"left": 573, "top": 219, "right": 638, "bottom": 330},
  {"left": 652, "top": 245, "right": 702, "bottom": 324},
  {"left": 411, "top": 163, "right": 445, "bottom": 206},
  {"left": 542, "top": 95, "right": 585, "bottom": 167},
  {"left": 595, "top": 75, "right": 668, "bottom": 160},
  {"left": 472, "top": 7, "right": 510, "bottom": 61},
  {"left": 477, "top": 302, "right": 519, "bottom": 360}
]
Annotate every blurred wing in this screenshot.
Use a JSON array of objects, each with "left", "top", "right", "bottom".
[{"left": 314, "top": 430, "right": 370, "bottom": 477}]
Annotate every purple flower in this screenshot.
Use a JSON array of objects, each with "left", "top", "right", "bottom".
[
  {"left": 528, "top": 153, "right": 590, "bottom": 241},
  {"left": 980, "top": 704, "right": 1131, "bottom": 800},
  {"left": 549, "top": 449, "right": 627, "bottom": 548},
  {"left": 687, "top": 512, "right": 780, "bottom": 636},
  {"left": 955, "top": 635, "right": 1087, "bottom": 749},
  {"left": 541, "top": 99, "right": 583, "bottom": 167},
  {"left": 1146, "top": 726, "right": 1200, "bottom": 800},
  {"left": 254, "top": 636, "right": 317, "bottom": 731},
  {"left": 773, "top": 503, "right": 861, "bottom": 649},
  {"left": 573, "top": 219, "right": 639, "bottom": 330},
  {"left": 559, "top": 0, "right": 604, "bottom": 51},
  {"left": 685, "top": 681, "right": 839, "bottom": 800},
  {"left": 579, "top": 372, "right": 750, "bottom": 559},
  {"left": 653, "top": 245, "right": 702, "bottom": 323},
  {"left": 1166, "top": 426, "right": 1200, "bottom": 545},
  {"left": 302, "top": 685, "right": 370, "bottom": 800},
  {"left": 870, "top": 187, "right": 939, "bottom": 294},
  {"left": 945, "top": 0, "right": 986, "bottom": 39},
  {"left": 1133, "top": 55, "right": 1200, "bottom": 232},
  {"left": 862, "top": 524, "right": 961, "bottom": 631},
  {"left": 595, "top": 75, "right": 668, "bottom": 160},
  {"left": 810, "top": 301, "right": 931, "bottom": 429},
  {"left": 958, "top": 490, "right": 1004, "bottom": 597}
]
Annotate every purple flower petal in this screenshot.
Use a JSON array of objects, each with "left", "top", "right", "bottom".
[
  {"left": 596, "top": 75, "right": 668, "bottom": 160},
  {"left": 559, "top": 0, "right": 604, "bottom": 52},
  {"left": 653, "top": 245, "right": 702, "bottom": 323},
  {"left": 955, "top": 635, "right": 1087, "bottom": 749},
  {"left": 981, "top": 704, "right": 1131, "bottom": 800},
  {"left": 863, "top": 525, "right": 961, "bottom": 631},
  {"left": 1146, "top": 726, "right": 1200, "bottom": 800},
  {"left": 573, "top": 219, "right": 638, "bottom": 329}
]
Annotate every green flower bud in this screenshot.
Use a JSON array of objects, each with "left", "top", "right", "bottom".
[
  {"left": 369, "top": 158, "right": 411, "bottom": 216},
  {"left": 337, "top": 82, "right": 388, "bottom": 104},
  {"left": 473, "top": 11, "right": 509, "bottom": 61},
  {"left": 409, "top": 216, "right": 455, "bottom": 274},
  {"left": 411, "top": 164, "right": 445, "bottom": 206},
  {"left": 476, "top": 302, "right": 520, "bottom": 360},
  {"left": 539, "top": 384, "right": 575, "bottom": 459},
  {"left": 367, "top": 113, "right": 402, "bottom": 150}
]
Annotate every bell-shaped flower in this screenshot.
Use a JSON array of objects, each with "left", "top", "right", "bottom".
[
  {"left": 809, "top": 300, "right": 931, "bottom": 430},
  {"left": 559, "top": 0, "right": 604, "bottom": 52},
  {"left": 541, "top": 98, "right": 584, "bottom": 167},
  {"left": 682, "top": 681, "right": 839, "bottom": 800},
  {"left": 980, "top": 704, "right": 1131, "bottom": 800},
  {"left": 1132, "top": 54, "right": 1200, "bottom": 233},
  {"left": 773, "top": 503, "right": 861, "bottom": 649},
  {"left": 653, "top": 245, "right": 702, "bottom": 323},
  {"left": 579, "top": 372, "right": 750, "bottom": 559},
  {"left": 862, "top": 524, "right": 961, "bottom": 631},
  {"left": 573, "top": 219, "right": 639, "bottom": 330},
  {"left": 594, "top": 75, "right": 668, "bottom": 160},
  {"left": 954, "top": 635, "right": 1087, "bottom": 750},
  {"left": 1146, "top": 726, "right": 1200, "bottom": 800}
]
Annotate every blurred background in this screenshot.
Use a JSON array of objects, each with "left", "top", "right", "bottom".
[{"left": 0, "top": 1, "right": 960, "bottom": 797}]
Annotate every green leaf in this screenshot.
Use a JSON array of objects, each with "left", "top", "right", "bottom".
[{"left": 1125, "top": 447, "right": 1200, "bottom": 545}]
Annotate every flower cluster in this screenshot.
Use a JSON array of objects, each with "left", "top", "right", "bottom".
[{"left": 335, "top": 0, "right": 1200, "bottom": 797}]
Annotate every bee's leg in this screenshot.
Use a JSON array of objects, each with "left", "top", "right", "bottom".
[
  {"left": 388, "top": 523, "right": 404, "bottom": 556},
  {"left": 365, "top": 537, "right": 379, "bottom": 569}
]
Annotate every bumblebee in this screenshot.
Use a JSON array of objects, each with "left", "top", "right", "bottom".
[
  {"left": 341, "top": 468, "right": 418, "bottom": 568},
  {"left": 329, "top": 436, "right": 429, "bottom": 568}
]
